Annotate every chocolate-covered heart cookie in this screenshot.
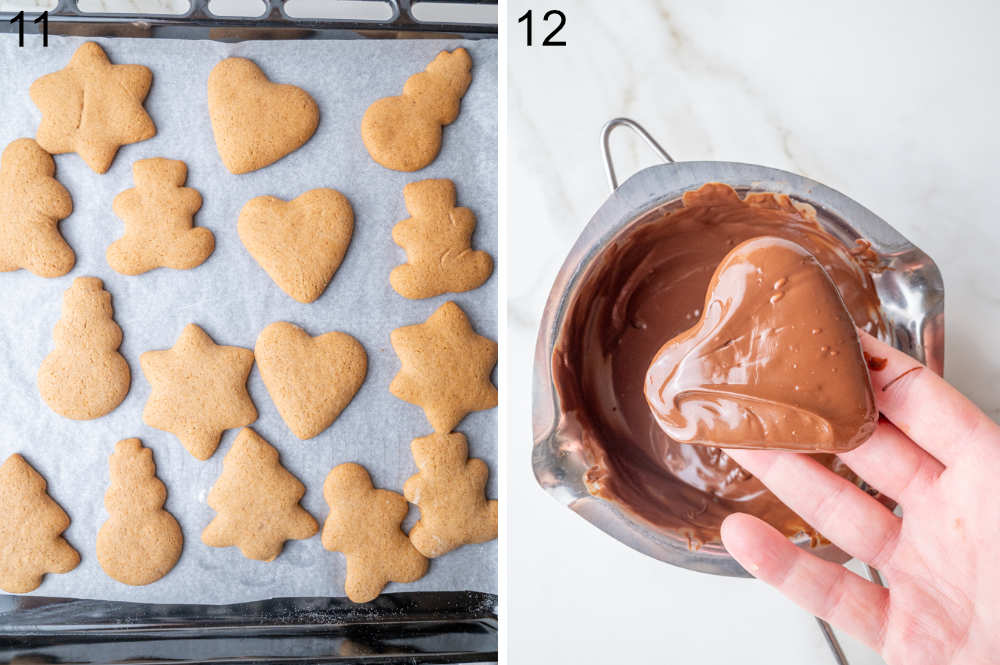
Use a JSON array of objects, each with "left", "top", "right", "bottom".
[{"left": 644, "top": 236, "right": 876, "bottom": 452}]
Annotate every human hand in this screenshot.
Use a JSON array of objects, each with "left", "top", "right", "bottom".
[{"left": 720, "top": 331, "right": 1000, "bottom": 665}]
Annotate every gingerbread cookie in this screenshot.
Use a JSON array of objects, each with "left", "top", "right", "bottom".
[
  {"left": 390, "top": 179, "right": 492, "bottom": 299},
  {"left": 30, "top": 41, "right": 155, "bottom": 174},
  {"left": 208, "top": 57, "right": 319, "bottom": 174},
  {"left": 107, "top": 158, "right": 214, "bottom": 275},
  {"left": 0, "top": 454, "right": 80, "bottom": 593},
  {"left": 238, "top": 189, "right": 354, "bottom": 303},
  {"left": 390, "top": 301, "right": 497, "bottom": 432},
  {"left": 362, "top": 48, "right": 472, "bottom": 172},
  {"left": 255, "top": 322, "right": 367, "bottom": 440},
  {"left": 0, "top": 138, "right": 74, "bottom": 278},
  {"left": 202, "top": 428, "right": 318, "bottom": 561},
  {"left": 321, "top": 463, "right": 428, "bottom": 603},
  {"left": 38, "top": 277, "right": 130, "bottom": 420},
  {"left": 403, "top": 432, "right": 497, "bottom": 558},
  {"left": 97, "top": 439, "right": 182, "bottom": 586},
  {"left": 140, "top": 324, "right": 257, "bottom": 461}
]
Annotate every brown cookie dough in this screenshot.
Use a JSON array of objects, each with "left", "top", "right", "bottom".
[
  {"left": 38, "top": 277, "right": 130, "bottom": 420},
  {"left": 404, "top": 432, "right": 497, "bottom": 558},
  {"left": 202, "top": 428, "right": 318, "bottom": 561},
  {"left": 97, "top": 438, "right": 183, "bottom": 586},
  {"left": 389, "top": 301, "right": 497, "bottom": 432},
  {"left": 30, "top": 41, "right": 155, "bottom": 173},
  {"left": 321, "top": 463, "right": 428, "bottom": 603},
  {"left": 238, "top": 189, "right": 354, "bottom": 304},
  {"left": 0, "top": 454, "right": 80, "bottom": 594},
  {"left": 108, "top": 158, "right": 214, "bottom": 275},
  {"left": 255, "top": 322, "right": 367, "bottom": 440},
  {"left": 362, "top": 48, "right": 472, "bottom": 172},
  {"left": 390, "top": 179, "right": 492, "bottom": 299},
  {"left": 140, "top": 324, "right": 257, "bottom": 461},
  {"left": 207, "top": 57, "right": 319, "bottom": 174},
  {"left": 0, "top": 138, "right": 74, "bottom": 278}
]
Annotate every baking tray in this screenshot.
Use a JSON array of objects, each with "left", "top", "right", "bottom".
[
  {"left": 0, "top": 3, "right": 498, "bottom": 663},
  {"left": 0, "top": 0, "right": 498, "bottom": 41}
]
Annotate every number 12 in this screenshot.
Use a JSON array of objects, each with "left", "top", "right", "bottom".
[{"left": 518, "top": 9, "right": 567, "bottom": 47}]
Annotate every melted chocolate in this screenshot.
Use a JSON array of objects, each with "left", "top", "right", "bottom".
[
  {"left": 553, "top": 183, "right": 885, "bottom": 547},
  {"left": 644, "top": 236, "right": 877, "bottom": 452},
  {"left": 865, "top": 352, "right": 888, "bottom": 372}
]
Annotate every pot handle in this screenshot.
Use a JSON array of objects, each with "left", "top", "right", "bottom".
[{"left": 600, "top": 117, "right": 674, "bottom": 191}]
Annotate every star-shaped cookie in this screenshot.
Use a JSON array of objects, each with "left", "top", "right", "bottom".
[
  {"left": 140, "top": 324, "right": 257, "bottom": 461},
  {"left": 30, "top": 41, "right": 156, "bottom": 174},
  {"left": 389, "top": 301, "right": 497, "bottom": 432}
]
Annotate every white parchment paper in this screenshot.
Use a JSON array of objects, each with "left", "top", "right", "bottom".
[{"left": 0, "top": 35, "right": 497, "bottom": 604}]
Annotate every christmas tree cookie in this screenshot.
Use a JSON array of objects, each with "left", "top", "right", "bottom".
[
  {"left": 202, "top": 428, "right": 317, "bottom": 561},
  {"left": 97, "top": 439, "right": 183, "bottom": 586},
  {"left": 38, "top": 277, "right": 130, "bottom": 420},
  {"left": 0, "top": 137, "right": 74, "bottom": 278},
  {"left": 403, "top": 432, "right": 497, "bottom": 557},
  {"left": 0, "top": 454, "right": 80, "bottom": 593}
]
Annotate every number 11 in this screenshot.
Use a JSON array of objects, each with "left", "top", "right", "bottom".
[{"left": 9, "top": 10, "right": 48, "bottom": 48}]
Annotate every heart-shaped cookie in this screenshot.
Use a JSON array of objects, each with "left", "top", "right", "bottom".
[
  {"left": 238, "top": 188, "right": 354, "bottom": 303},
  {"left": 207, "top": 58, "right": 319, "bottom": 174},
  {"left": 644, "top": 236, "right": 876, "bottom": 452},
  {"left": 255, "top": 322, "right": 367, "bottom": 440}
]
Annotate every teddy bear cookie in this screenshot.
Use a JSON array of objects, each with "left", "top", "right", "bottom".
[
  {"left": 321, "top": 463, "right": 429, "bottom": 603},
  {"left": 0, "top": 454, "right": 80, "bottom": 593},
  {"left": 202, "top": 428, "right": 318, "bottom": 561},
  {"left": 208, "top": 57, "right": 319, "bottom": 174},
  {"left": 238, "top": 189, "right": 354, "bottom": 303},
  {"left": 390, "top": 301, "right": 498, "bottom": 433},
  {"left": 390, "top": 178, "right": 492, "bottom": 299},
  {"left": 0, "top": 138, "right": 74, "bottom": 278},
  {"left": 403, "top": 432, "right": 497, "bottom": 558},
  {"left": 30, "top": 41, "right": 156, "bottom": 174},
  {"left": 255, "top": 322, "right": 367, "bottom": 440},
  {"left": 38, "top": 277, "right": 130, "bottom": 420},
  {"left": 97, "top": 439, "right": 183, "bottom": 586},
  {"left": 140, "top": 324, "right": 257, "bottom": 460},
  {"left": 362, "top": 48, "right": 472, "bottom": 172},
  {"left": 107, "top": 158, "right": 214, "bottom": 275}
]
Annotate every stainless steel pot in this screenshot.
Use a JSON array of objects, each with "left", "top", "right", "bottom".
[{"left": 531, "top": 117, "right": 945, "bottom": 578}]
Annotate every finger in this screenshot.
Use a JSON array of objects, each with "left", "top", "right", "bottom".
[
  {"left": 726, "top": 449, "right": 901, "bottom": 569},
  {"left": 722, "top": 513, "right": 888, "bottom": 651},
  {"left": 860, "top": 331, "right": 998, "bottom": 466},
  {"left": 838, "top": 419, "right": 944, "bottom": 507}
]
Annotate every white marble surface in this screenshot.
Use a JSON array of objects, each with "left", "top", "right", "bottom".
[
  {"left": 0, "top": 0, "right": 186, "bottom": 11},
  {"left": 508, "top": 1, "right": 1000, "bottom": 664}
]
